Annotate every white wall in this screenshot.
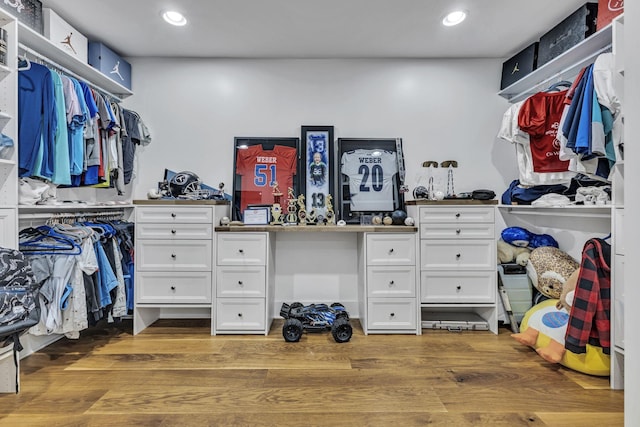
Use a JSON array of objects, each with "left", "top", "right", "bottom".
[{"left": 124, "top": 58, "right": 513, "bottom": 201}]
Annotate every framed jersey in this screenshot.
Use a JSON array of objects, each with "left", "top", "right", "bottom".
[
  {"left": 337, "top": 138, "right": 406, "bottom": 224},
  {"left": 301, "top": 126, "right": 334, "bottom": 222},
  {"left": 232, "top": 137, "right": 301, "bottom": 221}
]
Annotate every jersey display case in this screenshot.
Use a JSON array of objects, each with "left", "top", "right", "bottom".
[
  {"left": 337, "top": 138, "right": 405, "bottom": 224},
  {"left": 232, "top": 137, "right": 301, "bottom": 222}
]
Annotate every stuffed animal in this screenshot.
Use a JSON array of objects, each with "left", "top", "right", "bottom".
[
  {"left": 555, "top": 268, "right": 579, "bottom": 312},
  {"left": 512, "top": 299, "right": 610, "bottom": 376},
  {"left": 501, "top": 226, "right": 559, "bottom": 249},
  {"left": 526, "top": 246, "right": 579, "bottom": 299},
  {"left": 497, "top": 239, "right": 531, "bottom": 266}
]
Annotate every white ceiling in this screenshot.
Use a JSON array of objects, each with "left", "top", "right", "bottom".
[{"left": 40, "top": 0, "right": 588, "bottom": 59}]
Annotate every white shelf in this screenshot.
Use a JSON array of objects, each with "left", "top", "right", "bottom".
[
  {"left": 499, "top": 204, "right": 612, "bottom": 218},
  {"left": 18, "top": 203, "right": 134, "bottom": 214},
  {"left": 498, "top": 22, "right": 613, "bottom": 103},
  {"left": 0, "top": 158, "right": 15, "bottom": 166},
  {"left": 17, "top": 23, "right": 133, "bottom": 99}
]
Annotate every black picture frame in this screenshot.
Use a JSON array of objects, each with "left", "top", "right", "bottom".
[
  {"left": 301, "top": 126, "right": 335, "bottom": 221},
  {"left": 232, "top": 137, "right": 301, "bottom": 221},
  {"left": 337, "top": 138, "right": 405, "bottom": 224}
]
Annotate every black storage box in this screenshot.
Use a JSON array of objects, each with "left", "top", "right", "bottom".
[
  {"left": 0, "top": 0, "right": 43, "bottom": 34},
  {"left": 501, "top": 43, "right": 538, "bottom": 89},
  {"left": 538, "top": 3, "right": 598, "bottom": 67}
]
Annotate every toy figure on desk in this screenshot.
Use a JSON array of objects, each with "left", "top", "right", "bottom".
[
  {"left": 325, "top": 194, "right": 336, "bottom": 225},
  {"left": 286, "top": 187, "right": 298, "bottom": 224},
  {"left": 297, "top": 195, "right": 308, "bottom": 226}
]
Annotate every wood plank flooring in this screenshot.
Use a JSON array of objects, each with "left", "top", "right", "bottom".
[{"left": 0, "top": 319, "right": 624, "bottom": 426}]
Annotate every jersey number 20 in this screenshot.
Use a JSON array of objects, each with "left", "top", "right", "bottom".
[{"left": 358, "top": 164, "right": 383, "bottom": 192}]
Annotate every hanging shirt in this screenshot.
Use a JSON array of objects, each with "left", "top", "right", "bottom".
[
  {"left": 340, "top": 149, "right": 398, "bottom": 211},
  {"left": 18, "top": 63, "right": 56, "bottom": 179},
  {"left": 50, "top": 71, "right": 71, "bottom": 185},
  {"left": 235, "top": 144, "right": 298, "bottom": 213},
  {"left": 518, "top": 90, "right": 570, "bottom": 173}
]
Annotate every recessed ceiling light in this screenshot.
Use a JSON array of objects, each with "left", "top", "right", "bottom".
[
  {"left": 162, "top": 10, "right": 187, "bottom": 26},
  {"left": 442, "top": 10, "right": 467, "bottom": 26}
]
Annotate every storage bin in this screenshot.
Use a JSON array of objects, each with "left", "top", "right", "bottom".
[
  {"left": 88, "top": 42, "right": 132, "bottom": 89},
  {"left": 0, "top": 0, "right": 43, "bottom": 34},
  {"left": 538, "top": 3, "right": 598, "bottom": 66},
  {"left": 501, "top": 43, "right": 538, "bottom": 89},
  {"left": 43, "top": 8, "right": 88, "bottom": 63}
]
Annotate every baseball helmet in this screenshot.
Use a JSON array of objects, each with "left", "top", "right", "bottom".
[
  {"left": 169, "top": 171, "right": 202, "bottom": 197},
  {"left": 413, "top": 186, "right": 429, "bottom": 199}
]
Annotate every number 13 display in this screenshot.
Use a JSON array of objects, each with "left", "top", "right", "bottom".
[{"left": 302, "top": 126, "right": 335, "bottom": 221}]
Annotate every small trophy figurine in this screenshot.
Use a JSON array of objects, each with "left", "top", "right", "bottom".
[
  {"left": 297, "top": 194, "right": 307, "bottom": 226},
  {"left": 325, "top": 194, "right": 336, "bottom": 225},
  {"left": 286, "top": 187, "right": 298, "bottom": 224},
  {"left": 270, "top": 182, "right": 284, "bottom": 225}
]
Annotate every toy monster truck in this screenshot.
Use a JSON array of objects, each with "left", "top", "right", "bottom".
[{"left": 280, "top": 302, "right": 352, "bottom": 343}]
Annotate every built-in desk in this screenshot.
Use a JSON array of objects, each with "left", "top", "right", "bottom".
[{"left": 214, "top": 225, "right": 419, "bottom": 335}]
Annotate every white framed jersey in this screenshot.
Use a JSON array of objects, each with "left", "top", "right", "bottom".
[{"left": 340, "top": 149, "right": 398, "bottom": 211}]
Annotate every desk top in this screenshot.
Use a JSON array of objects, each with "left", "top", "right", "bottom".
[
  {"left": 405, "top": 199, "right": 498, "bottom": 205},
  {"left": 215, "top": 225, "right": 417, "bottom": 233},
  {"left": 134, "top": 199, "right": 230, "bottom": 205}
]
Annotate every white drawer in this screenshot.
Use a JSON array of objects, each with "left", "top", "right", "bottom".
[
  {"left": 217, "top": 266, "right": 266, "bottom": 298},
  {"left": 136, "top": 206, "right": 213, "bottom": 223},
  {"left": 137, "top": 240, "right": 212, "bottom": 271},
  {"left": 421, "top": 271, "right": 495, "bottom": 303},
  {"left": 217, "top": 233, "right": 267, "bottom": 265},
  {"left": 420, "top": 222, "right": 495, "bottom": 240},
  {"left": 614, "top": 208, "right": 624, "bottom": 255},
  {"left": 420, "top": 239, "right": 494, "bottom": 270},
  {"left": 419, "top": 207, "right": 494, "bottom": 224},
  {"left": 367, "top": 298, "right": 417, "bottom": 330},
  {"left": 366, "top": 233, "right": 416, "bottom": 266},
  {"left": 136, "top": 223, "right": 213, "bottom": 240},
  {"left": 136, "top": 271, "right": 212, "bottom": 303},
  {"left": 216, "top": 298, "right": 266, "bottom": 331},
  {"left": 367, "top": 266, "right": 416, "bottom": 298}
]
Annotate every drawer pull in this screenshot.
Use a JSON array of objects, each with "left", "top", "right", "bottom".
[
  {"left": 171, "top": 229, "right": 177, "bottom": 234},
  {"left": 456, "top": 229, "right": 461, "bottom": 234},
  {"left": 389, "top": 280, "right": 395, "bottom": 286},
  {"left": 238, "top": 249, "right": 244, "bottom": 254},
  {"left": 238, "top": 281, "right": 244, "bottom": 286},
  {"left": 171, "top": 213, "right": 177, "bottom": 218},
  {"left": 455, "top": 213, "right": 461, "bottom": 218},
  {"left": 390, "top": 312, "right": 395, "bottom": 318},
  {"left": 388, "top": 248, "right": 394, "bottom": 254},
  {"left": 456, "top": 285, "right": 462, "bottom": 291},
  {"left": 171, "top": 254, "right": 177, "bottom": 259},
  {"left": 456, "top": 253, "right": 461, "bottom": 259},
  {"left": 170, "top": 286, "right": 176, "bottom": 291},
  {"left": 237, "top": 313, "right": 243, "bottom": 318}
]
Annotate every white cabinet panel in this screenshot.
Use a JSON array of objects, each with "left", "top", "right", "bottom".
[
  {"left": 420, "top": 239, "right": 494, "bottom": 270},
  {"left": 366, "top": 234, "right": 415, "bottom": 266},
  {"left": 367, "top": 266, "right": 416, "bottom": 298},
  {"left": 217, "top": 266, "right": 266, "bottom": 298},
  {"left": 217, "top": 233, "right": 267, "bottom": 266},
  {"left": 137, "top": 239, "right": 212, "bottom": 271},
  {"left": 420, "top": 207, "right": 494, "bottom": 224},
  {"left": 420, "top": 222, "right": 495, "bottom": 240},
  {"left": 136, "top": 207, "right": 213, "bottom": 223},
  {"left": 367, "top": 298, "right": 417, "bottom": 330},
  {"left": 216, "top": 298, "right": 266, "bottom": 331},
  {"left": 421, "top": 271, "right": 495, "bottom": 303},
  {"left": 136, "top": 222, "right": 213, "bottom": 240},
  {"left": 137, "top": 271, "right": 212, "bottom": 303}
]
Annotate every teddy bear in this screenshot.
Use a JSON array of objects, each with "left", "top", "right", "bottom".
[
  {"left": 497, "top": 239, "right": 531, "bottom": 266},
  {"left": 526, "top": 246, "right": 579, "bottom": 299}
]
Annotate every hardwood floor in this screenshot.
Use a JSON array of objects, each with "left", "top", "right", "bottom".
[{"left": 0, "top": 319, "right": 624, "bottom": 426}]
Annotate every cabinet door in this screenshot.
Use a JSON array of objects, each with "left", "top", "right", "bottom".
[
  {"left": 367, "top": 298, "right": 417, "bottom": 330},
  {"left": 420, "top": 239, "right": 494, "bottom": 270},
  {"left": 421, "top": 271, "right": 495, "bottom": 303},
  {"left": 216, "top": 298, "right": 266, "bottom": 331},
  {"left": 419, "top": 207, "right": 494, "bottom": 224},
  {"left": 136, "top": 223, "right": 213, "bottom": 240},
  {"left": 366, "top": 234, "right": 416, "bottom": 266},
  {"left": 367, "top": 266, "right": 416, "bottom": 297},
  {"left": 420, "top": 223, "right": 495, "bottom": 240},
  {"left": 217, "top": 233, "right": 267, "bottom": 266},
  {"left": 137, "top": 240, "right": 212, "bottom": 271},
  {"left": 0, "top": 209, "right": 16, "bottom": 249},
  {"left": 137, "top": 271, "right": 212, "bottom": 303},
  {"left": 217, "top": 266, "right": 266, "bottom": 298},
  {"left": 136, "top": 207, "right": 213, "bottom": 223}
]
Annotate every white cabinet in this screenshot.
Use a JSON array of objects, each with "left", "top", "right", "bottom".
[
  {"left": 214, "top": 232, "right": 274, "bottom": 335},
  {"left": 417, "top": 204, "right": 498, "bottom": 334},
  {"left": 361, "top": 233, "right": 418, "bottom": 334},
  {"left": 133, "top": 203, "right": 227, "bottom": 335}
]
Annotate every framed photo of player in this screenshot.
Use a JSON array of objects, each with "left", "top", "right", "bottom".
[
  {"left": 337, "top": 138, "right": 405, "bottom": 224},
  {"left": 232, "top": 137, "right": 301, "bottom": 221},
  {"left": 301, "top": 126, "right": 335, "bottom": 222}
]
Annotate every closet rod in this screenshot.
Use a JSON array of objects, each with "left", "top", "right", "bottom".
[
  {"left": 18, "top": 43, "right": 123, "bottom": 102},
  {"left": 19, "top": 209, "right": 126, "bottom": 221}
]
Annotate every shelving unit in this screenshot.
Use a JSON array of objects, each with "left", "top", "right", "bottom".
[
  {"left": 498, "top": 21, "right": 613, "bottom": 103},
  {"left": 17, "top": 22, "right": 132, "bottom": 100}
]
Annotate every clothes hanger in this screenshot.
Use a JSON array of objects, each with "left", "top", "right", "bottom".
[
  {"left": 17, "top": 55, "right": 31, "bottom": 71},
  {"left": 546, "top": 80, "right": 572, "bottom": 92}
]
